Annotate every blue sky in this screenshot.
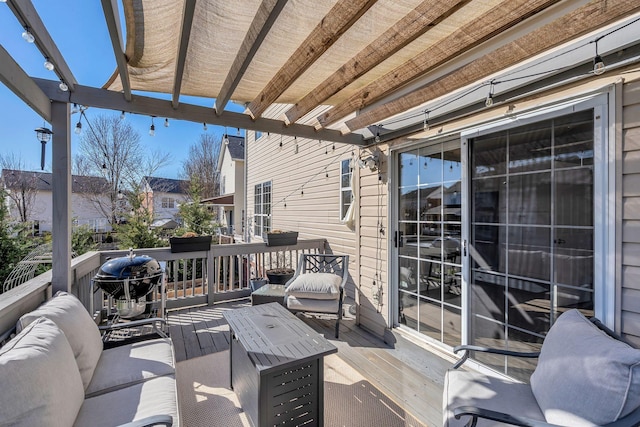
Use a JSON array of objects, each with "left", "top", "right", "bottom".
[{"left": 0, "top": 1, "right": 242, "bottom": 179}]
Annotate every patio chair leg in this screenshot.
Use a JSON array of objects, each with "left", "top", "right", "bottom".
[{"left": 335, "top": 317, "right": 340, "bottom": 338}]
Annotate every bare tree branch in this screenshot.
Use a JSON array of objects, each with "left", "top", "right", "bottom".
[
  {"left": 0, "top": 154, "right": 39, "bottom": 223},
  {"left": 75, "top": 114, "right": 171, "bottom": 226},
  {"left": 181, "top": 133, "right": 222, "bottom": 199}
]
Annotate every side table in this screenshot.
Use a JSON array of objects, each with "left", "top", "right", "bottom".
[
  {"left": 251, "top": 284, "right": 286, "bottom": 306},
  {"left": 224, "top": 303, "right": 337, "bottom": 427}
]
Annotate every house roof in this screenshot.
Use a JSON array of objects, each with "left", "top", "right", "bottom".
[
  {"left": 9, "top": 1, "right": 640, "bottom": 146},
  {"left": 143, "top": 176, "right": 189, "bottom": 194},
  {"left": 1, "top": 169, "right": 109, "bottom": 193},
  {"left": 226, "top": 136, "right": 245, "bottom": 161}
]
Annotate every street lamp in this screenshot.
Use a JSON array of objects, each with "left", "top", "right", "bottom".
[{"left": 34, "top": 127, "right": 53, "bottom": 170}]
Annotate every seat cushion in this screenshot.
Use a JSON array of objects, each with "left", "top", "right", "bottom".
[
  {"left": 443, "top": 369, "right": 545, "bottom": 427},
  {"left": 530, "top": 309, "right": 640, "bottom": 425},
  {"left": 0, "top": 317, "right": 84, "bottom": 427},
  {"left": 285, "top": 273, "right": 341, "bottom": 300},
  {"left": 85, "top": 337, "right": 176, "bottom": 397},
  {"left": 286, "top": 295, "right": 340, "bottom": 313},
  {"left": 16, "top": 291, "right": 103, "bottom": 389},
  {"left": 75, "top": 375, "right": 179, "bottom": 427}
]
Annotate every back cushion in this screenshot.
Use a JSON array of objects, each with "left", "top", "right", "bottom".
[
  {"left": 285, "top": 273, "right": 341, "bottom": 300},
  {"left": 530, "top": 309, "right": 640, "bottom": 425},
  {"left": 0, "top": 317, "right": 84, "bottom": 426},
  {"left": 16, "top": 291, "right": 103, "bottom": 389}
]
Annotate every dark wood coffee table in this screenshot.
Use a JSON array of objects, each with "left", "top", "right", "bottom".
[{"left": 224, "top": 302, "right": 337, "bottom": 427}]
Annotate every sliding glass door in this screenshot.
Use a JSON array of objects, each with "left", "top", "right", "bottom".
[
  {"left": 395, "top": 138, "right": 463, "bottom": 347},
  {"left": 468, "top": 109, "right": 595, "bottom": 380}
]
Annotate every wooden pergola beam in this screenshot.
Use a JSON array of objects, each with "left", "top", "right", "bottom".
[
  {"left": 215, "top": 0, "right": 288, "bottom": 115},
  {"left": 245, "top": 0, "right": 377, "bottom": 119},
  {"left": 0, "top": 45, "right": 51, "bottom": 122},
  {"left": 172, "top": 0, "right": 196, "bottom": 109},
  {"left": 283, "top": 0, "right": 470, "bottom": 125},
  {"left": 101, "top": 0, "right": 132, "bottom": 101},
  {"left": 33, "top": 78, "right": 365, "bottom": 146},
  {"left": 344, "top": 0, "right": 640, "bottom": 132},
  {"left": 317, "top": 0, "right": 564, "bottom": 128},
  {"left": 8, "top": 0, "right": 77, "bottom": 91}
]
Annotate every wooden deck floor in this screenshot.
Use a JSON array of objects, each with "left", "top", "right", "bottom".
[{"left": 167, "top": 298, "right": 453, "bottom": 427}]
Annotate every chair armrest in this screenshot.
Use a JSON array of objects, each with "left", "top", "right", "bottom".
[
  {"left": 454, "top": 406, "right": 562, "bottom": 427},
  {"left": 116, "top": 414, "right": 173, "bottom": 427},
  {"left": 452, "top": 345, "right": 539, "bottom": 369}
]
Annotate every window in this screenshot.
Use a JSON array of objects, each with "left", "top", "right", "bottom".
[
  {"left": 256, "top": 131, "right": 263, "bottom": 140},
  {"left": 162, "top": 197, "right": 175, "bottom": 208},
  {"left": 340, "top": 159, "right": 353, "bottom": 220},
  {"left": 254, "top": 181, "right": 271, "bottom": 237}
]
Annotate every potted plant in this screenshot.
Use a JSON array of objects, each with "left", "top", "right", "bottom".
[
  {"left": 264, "top": 230, "right": 298, "bottom": 247},
  {"left": 265, "top": 250, "right": 295, "bottom": 284},
  {"left": 169, "top": 231, "right": 212, "bottom": 253}
]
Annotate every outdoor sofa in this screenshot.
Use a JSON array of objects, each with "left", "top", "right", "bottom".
[
  {"left": 443, "top": 309, "right": 640, "bottom": 427},
  {"left": 0, "top": 291, "right": 178, "bottom": 427}
]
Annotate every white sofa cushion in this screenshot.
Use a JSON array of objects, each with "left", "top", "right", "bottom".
[
  {"left": 530, "top": 309, "right": 640, "bottom": 425},
  {"left": 75, "top": 375, "right": 179, "bottom": 427},
  {"left": 86, "top": 337, "right": 176, "bottom": 397},
  {"left": 443, "top": 369, "right": 545, "bottom": 427},
  {"left": 0, "top": 317, "right": 84, "bottom": 427},
  {"left": 287, "top": 295, "right": 340, "bottom": 313},
  {"left": 285, "top": 273, "right": 341, "bottom": 300},
  {"left": 16, "top": 291, "right": 103, "bottom": 389}
]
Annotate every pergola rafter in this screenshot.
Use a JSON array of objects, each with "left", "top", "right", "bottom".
[
  {"left": 171, "top": 0, "right": 197, "bottom": 109},
  {"left": 214, "top": 0, "right": 289, "bottom": 115},
  {"left": 101, "top": 0, "right": 131, "bottom": 102},
  {"left": 245, "top": 0, "right": 377, "bottom": 120}
]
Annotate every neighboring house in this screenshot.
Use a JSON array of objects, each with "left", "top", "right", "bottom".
[
  {"left": 140, "top": 176, "right": 189, "bottom": 222},
  {"left": 1, "top": 169, "right": 111, "bottom": 233},
  {"left": 203, "top": 135, "right": 245, "bottom": 240},
  {"left": 246, "top": 58, "right": 640, "bottom": 377}
]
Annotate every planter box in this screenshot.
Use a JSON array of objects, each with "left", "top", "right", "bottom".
[
  {"left": 264, "top": 231, "right": 298, "bottom": 247},
  {"left": 169, "top": 235, "right": 212, "bottom": 253}
]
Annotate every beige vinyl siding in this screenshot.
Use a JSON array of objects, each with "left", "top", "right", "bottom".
[
  {"left": 246, "top": 127, "right": 358, "bottom": 298},
  {"left": 357, "top": 147, "right": 390, "bottom": 337},
  {"left": 622, "top": 78, "right": 640, "bottom": 346}
]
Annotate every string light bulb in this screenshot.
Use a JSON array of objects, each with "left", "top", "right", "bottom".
[
  {"left": 44, "top": 57, "right": 54, "bottom": 71},
  {"left": 74, "top": 121, "right": 82, "bottom": 135},
  {"left": 149, "top": 117, "right": 155, "bottom": 136},
  {"left": 593, "top": 40, "right": 605, "bottom": 75},
  {"left": 423, "top": 110, "right": 430, "bottom": 131},
  {"left": 203, "top": 122, "right": 208, "bottom": 131},
  {"left": 120, "top": 111, "right": 125, "bottom": 120},
  {"left": 22, "top": 27, "right": 35, "bottom": 43},
  {"left": 164, "top": 118, "right": 169, "bottom": 128},
  {"left": 374, "top": 128, "right": 381, "bottom": 143},
  {"left": 59, "top": 81, "right": 68, "bottom": 91},
  {"left": 485, "top": 81, "right": 494, "bottom": 107},
  {"left": 223, "top": 134, "right": 229, "bottom": 145},
  {"left": 71, "top": 103, "right": 79, "bottom": 114}
]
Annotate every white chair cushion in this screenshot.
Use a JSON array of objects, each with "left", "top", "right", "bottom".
[
  {"left": 16, "top": 291, "right": 103, "bottom": 390},
  {"left": 287, "top": 295, "right": 340, "bottom": 313},
  {"left": 285, "top": 273, "right": 341, "bottom": 300},
  {"left": 530, "top": 309, "right": 640, "bottom": 425},
  {"left": 443, "top": 369, "right": 545, "bottom": 427},
  {"left": 0, "top": 317, "right": 84, "bottom": 426},
  {"left": 86, "top": 337, "right": 176, "bottom": 397},
  {"left": 75, "top": 375, "right": 179, "bottom": 427}
]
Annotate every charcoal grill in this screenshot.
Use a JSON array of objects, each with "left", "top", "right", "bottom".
[{"left": 93, "top": 250, "right": 163, "bottom": 318}]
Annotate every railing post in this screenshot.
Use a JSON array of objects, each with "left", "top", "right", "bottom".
[{"left": 207, "top": 247, "right": 215, "bottom": 306}]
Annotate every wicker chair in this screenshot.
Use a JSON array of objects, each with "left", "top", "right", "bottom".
[{"left": 284, "top": 254, "right": 349, "bottom": 338}]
